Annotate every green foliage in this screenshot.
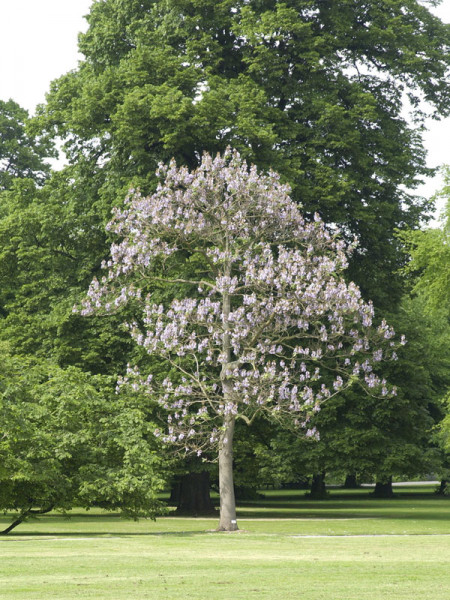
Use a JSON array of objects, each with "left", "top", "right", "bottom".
[
  {"left": 440, "top": 392, "right": 450, "bottom": 454},
  {"left": 401, "top": 166, "right": 450, "bottom": 317},
  {"left": 399, "top": 172, "right": 450, "bottom": 479},
  {"left": 0, "top": 170, "right": 133, "bottom": 373},
  {"left": 0, "top": 343, "right": 167, "bottom": 532},
  {"left": 0, "top": 168, "right": 171, "bottom": 532},
  {"left": 0, "top": 99, "right": 55, "bottom": 191},
  {"left": 36, "top": 0, "right": 450, "bottom": 307}
]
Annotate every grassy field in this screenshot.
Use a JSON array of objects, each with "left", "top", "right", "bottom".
[{"left": 1, "top": 485, "right": 449, "bottom": 599}]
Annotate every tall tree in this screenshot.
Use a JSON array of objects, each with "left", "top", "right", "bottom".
[
  {"left": 80, "top": 150, "right": 400, "bottom": 530},
  {"left": 36, "top": 0, "right": 450, "bottom": 306},
  {"left": 0, "top": 99, "right": 55, "bottom": 191}
]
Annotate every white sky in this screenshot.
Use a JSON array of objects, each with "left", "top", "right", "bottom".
[{"left": 0, "top": 0, "right": 449, "bottom": 217}]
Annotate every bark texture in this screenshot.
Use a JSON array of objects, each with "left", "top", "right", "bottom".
[
  {"left": 217, "top": 414, "right": 238, "bottom": 531},
  {"left": 217, "top": 248, "right": 238, "bottom": 532},
  {"left": 436, "top": 479, "right": 448, "bottom": 496}
]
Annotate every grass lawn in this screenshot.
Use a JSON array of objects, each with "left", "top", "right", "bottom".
[{"left": 0, "top": 485, "right": 449, "bottom": 599}]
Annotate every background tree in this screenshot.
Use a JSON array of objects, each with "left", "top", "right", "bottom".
[
  {"left": 313, "top": 295, "right": 449, "bottom": 496},
  {"left": 0, "top": 343, "right": 167, "bottom": 535},
  {"left": 0, "top": 120, "right": 186, "bottom": 516},
  {"left": 36, "top": 0, "right": 450, "bottom": 307},
  {"left": 0, "top": 165, "right": 138, "bottom": 374},
  {"left": 80, "top": 150, "right": 400, "bottom": 530},
  {"left": 0, "top": 171, "right": 172, "bottom": 533},
  {"left": 0, "top": 99, "right": 55, "bottom": 191}
]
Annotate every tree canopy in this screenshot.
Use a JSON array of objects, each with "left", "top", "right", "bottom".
[
  {"left": 0, "top": 344, "right": 167, "bottom": 535},
  {"left": 0, "top": 172, "right": 133, "bottom": 372},
  {"left": 0, "top": 99, "right": 55, "bottom": 191},
  {"left": 399, "top": 171, "right": 450, "bottom": 488},
  {"left": 37, "top": 0, "right": 450, "bottom": 307}
]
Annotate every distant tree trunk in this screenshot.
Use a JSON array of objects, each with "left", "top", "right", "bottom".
[
  {"left": 308, "top": 472, "right": 328, "bottom": 499},
  {"left": 343, "top": 473, "right": 359, "bottom": 489},
  {"left": 436, "top": 479, "right": 448, "bottom": 496},
  {"left": 169, "top": 479, "right": 180, "bottom": 505},
  {"left": 373, "top": 476, "right": 394, "bottom": 498},
  {"left": 217, "top": 414, "right": 238, "bottom": 531},
  {"left": 171, "top": 471, "right": 215, "bottom": 514}
]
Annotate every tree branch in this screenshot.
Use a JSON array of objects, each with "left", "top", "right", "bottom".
[{"left": 0, "top": 504, "right": 54, "bottom": 536}]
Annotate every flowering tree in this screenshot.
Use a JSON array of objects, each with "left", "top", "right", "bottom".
[{"left": 80, "top": 149, "right": 401, "bottom": 531}]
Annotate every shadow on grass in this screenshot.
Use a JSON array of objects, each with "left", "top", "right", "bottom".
[
  {"left": 0, "top": 530, "right": 213, "bottom": 539},
  {"left": 238, "top": 510, "right": 450, "bottom": 522},
  {"left": 235, "top": 488, "right": 450, "bottom": 520},
  {"left": 246, "top": 489, "right": 443, "bottom": 504},
  {"left": 1, "top": 488, "right": 448, "bottom": 537}
]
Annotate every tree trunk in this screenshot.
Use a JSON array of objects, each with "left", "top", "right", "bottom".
[
  {"left": 169, "top": 479, "right": 180, "bottom": 505},
  {"left": 308, "top": 472, "right": 328, "bottom": 499},
  {"left": 0, "top": 505, "right": 54, "bottom": 535},
  {"left": 343, "top": 473, "right": 359, "bottom": 489},
  {"left": 436, "top": 479, "right": 448, "bottom": 496},
  {"left": 373, "top": 476, "right": 394, "bottom": 498},
  {"left": 217, "top": 247, "right": 238, "bottom": 532},
  {"left": 0, "top": 512, "right": 29, "bottom": 536},
  {"left": 217, "top": 414, "right": 238, "bottom": 531},
  {"left": 171, "top": 471, "right": 215, "bottom": 514}
]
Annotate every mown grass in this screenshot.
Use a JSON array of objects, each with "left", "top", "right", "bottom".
[{"left": 1, "top": 485, "right": 449, "bottom": 599}]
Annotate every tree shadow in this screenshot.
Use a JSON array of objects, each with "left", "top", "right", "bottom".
[
  {"left": 235, "top": 489, "right": 450, "bottom": 520},
  {"left": 0, "top": 529, "right": 213, "bottom": 539},
  {"left": 1, "top": 488, "right": 448, "bottom": 537}
]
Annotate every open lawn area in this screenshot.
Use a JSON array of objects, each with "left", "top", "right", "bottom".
[{"left": 1, "top": 485, "right": 449, "bottom": 599}]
